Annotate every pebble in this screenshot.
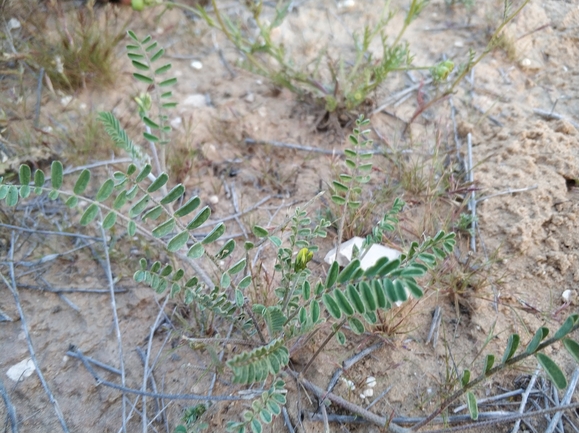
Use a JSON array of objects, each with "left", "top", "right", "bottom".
[
  {"left": 209, "top": 195, "right": 219, "bottom": 205},
  {"left": 6, "top": 358, "right": 35, "bottom": 382},
  {"left": 7, "top": 18, "right": 21, "bottom": 31},
  {"left": 182, "top": 94, "right": 207, "bottom": 108},
  {"left": 60, "top": 95, "right": 73, "bottom": 106},
  {"left": 170, "top": 117, "right": 182, "bottom": 128},
  {"left": 190, "top": 61, "right": 203, "bottom": 70},
  {"left": 337, "top": 0, "right": 355, "bottom": 10}
]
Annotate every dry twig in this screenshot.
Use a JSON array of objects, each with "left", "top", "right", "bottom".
[{"left": 2, "top": 232, "right": 69, "bottom": 432}]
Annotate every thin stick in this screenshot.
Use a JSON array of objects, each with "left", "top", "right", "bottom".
[
  {"left": 320, "top": 399, "right": 330, "bottom": 433},
  {"left": 70, "top": 348, "right": 252, "bottom": 401},
  {"left": 282, "top": 406, "right": 296, "bottom": 433},
  {"left": 98, "top": 212, "right": 127, "bottom": 433},
  {"left": 426, "top": 306, "right": 442, "bottom": 347},
  {"left": 545, "top": 367, "right": 579, "bottom": 433},
  {"left": 140, "top": 296, "right": 169, "bottom": 433},
  {"left": 18, "top": 284, "right": 128, "bottom": 294},
  {"left": 181, "top": 336, "right": 259, "bottom": 346},
  {"left": 372, "top": 79, "right": 434, "bottom": 115},
  {"left": 65, "top": 350, "right": 122, "bottom": 376},
  {"left": 287, "top": 371, "right": 407, "bottom": 433},
  {"left": 476, "top": 185, "right": 538, "bottom": 203},
  {"left": 0, "top": 376, "right": 18, "bottom": 433},
  {"left": 533, "top": 109, "right": 579, "bottom": 130},
  {"left": 136, "top": 347, "right": 163, "bottom": 430},
  {"left": 419, "top": 401, "right": 579, "bottom": 433},
  {"left": 307, "top": 411, "right": 514, "bottom": 425},
  {"left": 453, "top": 388, "right": 524, "bottom": 414},
  {"left": 467, "top": 133, "right": 476, "bottom": 252},
  {"left": 2, "top": 233, "right": 69, "bottom": 432},
  {"left": 0, "top": 223, "right": 101, "bottom": 240},
  {"left": 366, "top": 386, "right": 392, "bottom": 411}
]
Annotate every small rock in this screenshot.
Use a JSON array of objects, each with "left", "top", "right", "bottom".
[
  {"left": 170, "top": 117, "right": 182, "bottom": 128},
  {"left": 366, "top": 376, "right": 376, "bottom": 388},
  {"left": 60, "top": 95, "right": 73, "bottom": 106},
  {"left": 7, "top": 18, "right": 21, "bottom": 31},
  {"left": 337, "top": 0, "right": 355, "bottom": 10},
  {"left": 454, "top": 40, "right": 464, "bottom": 48},
  {"left": 7, "top": 358, "right": 35, "bottom": 382},
  {"left": 562, "top": 289, "right": 577, "bottom": 305},
  {"left": 182, "top": 94, "right": 207, "bottom": 108},
  {"left": 190, "top": 60, "right": 203, "bottom": 70},
  {"left": 209, "top": 195, "right": 219, "bottom": 205},
  {"left": 244, "top": 92, "right": 255, "bottom": 103}
]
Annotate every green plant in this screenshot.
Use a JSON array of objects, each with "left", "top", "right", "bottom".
[
  {"left": 135, "top": 0, "right": 454, "bottom": 122},
  {"left": 4, "top": 30, "right": 579, "bottom": 433}
]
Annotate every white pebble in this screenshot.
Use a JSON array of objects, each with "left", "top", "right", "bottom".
[
  {"left": 182, "top": 94, "right": 206, "bottom": 108},
  {"left": 366, "top": 376, "right": 376, "bottom": 388},
  {"left": 170, "top": 117, "right": 182, "bottom": 128},
  {"left": 562, "top": 289, "right": 575, "bottom": 303},
  {"left": 364, "top": 388, "right": 374, "bottom": 398},
  {"left": 7, "top": 18, "right": 21, "bottom": 31},
  {"left": 337, "top": 0, "right": 355, "bottom": 10},
  {"left": 209, "top": 195, "right": 219, "bottom": 205},
  {"left": 60, "top": 95, "right": 73, "bottom": 106},
  {"left": 6, "top": 359, "right": 35, "bottom": 382},
  {"left": 190, "top": 61, "right": 203, "bottom": 70}
]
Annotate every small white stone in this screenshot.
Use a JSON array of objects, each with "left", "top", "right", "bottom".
[
  {"left": 363, "top": 388, "right": 374, "bottom": 398},
  {"left": 244, "top": 92, "right": 255, "bottom": 103},
  {"left": 79, "top": 103, "right": 87, "bottom": 110},
  {"left": 190, "top": 61, "right": 203, "bottom": 70},
  {"left": 342, "top": 378, "right": 356, "bottom": 390},
  {"left": 209, "top": 195, "right": 219, "bottom": 205},
  {"left": 256, "top": 79, "right": 263, "bottom": 85},
  {"left": 7, "top": 18, "right": 21, "bottom": 31},
  {"left": 562, "top": 289, "right": 576, "bottom": 304},
  {"left": 454, "top": 40, "right": 464, "bottom": 48},
  {"left": 170, "top": 117, "right": 182, "bottom": 128},
  {"left": 60, "top": 95, "right": 73, "bottom": 106},
  {"left": 156, "top": 27, "right": 164, "bottom": 35},
  {"left": 182, "top": 94, "right": 206, "bottom": 108},
  {"left": 337, "top": 0, "right": 355, "bottom": 10},
  {"left": 258, "top": 106, "right": 267, "bottom": 117},
  {"left": 41, "top": 126, "right": 53, "bottom": 133},
  {"left": 6, "top": 358, "right": 35, "bottom": 382},
  {"left": 366, "top": 376, "right": 376, "bottom": 388},
  {"left": 520, "top": 58, "right": 532, "bottom": 67}
]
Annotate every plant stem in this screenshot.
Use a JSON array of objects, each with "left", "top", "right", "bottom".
[
  {"left": 410, "top": 321, "right": 579, "bottom": 431},
  {"left": 300, "top": 318, "right": 347, "bottom": 377}
]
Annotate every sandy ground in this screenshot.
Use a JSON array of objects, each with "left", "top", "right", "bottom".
[{"left": 1, "top": 0, "right": 579, "bottom": 432}]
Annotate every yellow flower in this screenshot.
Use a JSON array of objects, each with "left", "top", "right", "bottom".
[{"left": 294, "top": 248, "right": 313, "bottom": 272}]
